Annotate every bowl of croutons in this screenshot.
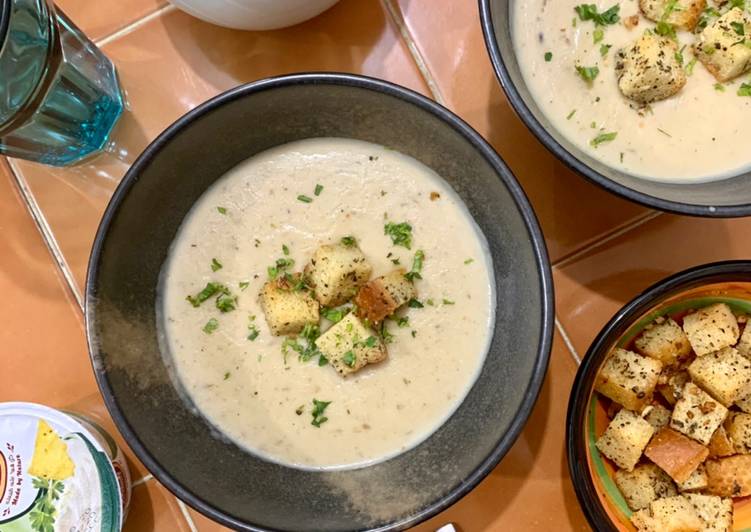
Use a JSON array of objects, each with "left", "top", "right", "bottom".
[{"left": 567, "top": 261, "right": 751, "bottom": 531}]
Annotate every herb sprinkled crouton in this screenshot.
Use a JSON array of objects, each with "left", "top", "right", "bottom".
[
  {"left": 631, "top": 495, "right": 703, "bottom": 532},
  {"left": 595, "top": 348, "right": 663, "bottom": 411},
  {"left": 259, "top": 276, "right": 319, "bottom": 336},
  {"left": 670, "top": 382, "right": 729, "bottom": 445},
  {"left": 695, "top": 8, "right": 751, "bottom": 82},
  {"left": 636, "top": 318, "right": 692, "bottom": 367},
  {"left": 688, "top": 346, "right": 751, "bottom": 406},
  {"left": 645, "top": 403, "right": 673, "bottom": 430},
  {"left": 644, "top": 427, "right": 709, "bottom": 483},
  {"left": 724, "top": 411, "right": 751, "bottom": 454},
  {"left": 596, "top": 409, "right": 655, "bottom": 471},
  {"left": 705, "top": 454, "right": 751, "bottom": 497},
  {"left": 684, "top": 493, "right": 733, "bottom": 532},
  {"left": 616, "top": 33, "right": 687, "bottom": 104},
  {"left": 304, "top": 243, "right": 372, "bottom": 307},
  {"left": 639, "top": 0, "right": 705, "bottom": 30},
  {"left": 315, "top": 314, "right": 386, "bottom": 376},
  {"left": 354, "top": 269, "right": 416, "bottom": 324},
  {"left": 615, "top": 463, "right": 678, "bottom": 511},
  {"left": 677, "top": 465, "right": 708, "bottom": 492},
  {"left": 683, "top": 303, "right": 739, "bottom": 357}
]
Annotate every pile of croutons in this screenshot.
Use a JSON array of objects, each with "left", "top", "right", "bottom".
[
  {"left": 594, "top": 302, "right": 751, "bottom": 531},
  {"left": 259, "top": 237, "right": 417, "bottom": 376}
]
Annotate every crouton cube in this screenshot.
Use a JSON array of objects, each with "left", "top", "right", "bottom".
[
  {"left": 736, "top": 323, "right": 751, "bottom": 359},
  {"left": 645, "top": 404, "right": 672, "bottom": 430},
  {"left": 677, "top": 466, "right": 708, "bottom": 492},
  {"left": 635, "top": 318, "right": 692, "bottom": 367},
  {"left": 596, "top": 409, "right": 655, "bottom": 471},
  {"left": 258, "top": 277, "right": 319, "bottom": 336},
  {"left": 684, "top": 494, "right": 733, "bottom": 532},
  {"left": 737, "top": 386, "right": 751, "bottom": 413},
  {"left": 354, "top": 269, "right": 416, "bottom": 323},
  {"left": 639, "top": 0, "right": 706, "bottom": 30},
  {"left": 695, "top": 8, "right": 751, "bottom": 82},
  {"left": 631, "top": 508, "right": 660, "bottom": 532},
  {"left": 683, "top": 303, "right": 739, "bottom": 356},
  {"left": 615, "top": 464, "right": 678, "bottom": 511},
  {"left": 688, "top": 346, "right": 751, "bottom": 406},
  {"left": 315, "top": 314, "right": 386, "bottom": 376},
  {"left": 705, "top": 455, "right": 751, "bottom": 497},
  {"left": 645, "top": 427, "right": 709, "bottom": 483},
  {"left": 670, "top": 382, "right": 729, "bottom": 445},
  {"left": 648, "top": 496, "right": 703, "bottom": 532},
  {"left": 659, "top": 370, "right": 691, "bottom": 406},
  {"left": 616, "top": 33, "right": 687, "bottom": 104},
  {"left": 708, "top": 426, "right": 736, "bottom": 458},
  {"left": 304, "top": 243, "right": 372, "bottom": 307},
  {"left": 595, "top": 348, "right": 663, "bottom": 411},
  {"left": 725, "top": 411, "right": 751, "bottom": 453}
]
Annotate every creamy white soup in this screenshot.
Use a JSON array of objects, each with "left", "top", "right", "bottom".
[
  {"left": 159, "top": 138, "right": 495, "bottom": 470},
  {"left": 514, "top": 0, "right": 751, "bottom": 182}
]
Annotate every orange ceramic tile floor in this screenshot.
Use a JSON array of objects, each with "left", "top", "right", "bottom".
[{"left": 3, "top": 0, "right": 733, "bottom": 530}]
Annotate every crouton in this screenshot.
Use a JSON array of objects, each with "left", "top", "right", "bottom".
[
  {"left": 633, "top": 496, "right": 703, "bottom": 532},
  {"left": 616, "top": 33, "right": 687, "bottom": 104},
  {"left": 682, "top": 303, "right": 739, "bottom": 356},
  {"left": 644, "top": 427, "right": 709, "bottom": 483},
  {"left": 315, "top": 313, "right": 386, "bottom": 376},
  {"left": 688, "top": 346, "right": 751, "bottom": 406},
  {"left": 736, "top": 323, "right": 751, "bottom": 359},
  {"left": 677, "top": 466, "right": 708, "bottom": 492},
  {"left": 645, "top": 404, "right": 673, "bottom": 430},
  {"left": 670, "top": 382, "right": 729, "bottom": 445},
  {"left": 684, "top": 494, "right": 733, "bottom": 532},
  {"left": 304, "top": 243, "right": 372, "bottom": 307},
  {"left": 659, "top": 370, "right": 691, "bottom": 406},
  {"left": 615, "top": 464, "right": 678, "bottom": 511},
  {"left": 595, "top": 348, "right": 663, "bottom": 411},
  {"left": 695, "top": 8, "right": 751, "bottom": 82},
  {"left": 639, "top": 0, "right": 706, "bottom": 30},
  {"left": 631, "top": 508, "right": 660, "bottom": 532},
  {"left": 737, "top": 386, "right": 751, "bottom": 413},
  {"left": 708, "top": 426, "right": 736, "bottom": 458},
  {"left": 705, "top": 454, "right": 751, "bottom": 497},
  {"left": 724, "top": 411, "right": 751, "bottom": 453},
  {"left": 635, "top": 318, "right": 692, "bottom": 367},
  {"left": 354, "top": 269, "right": 416, "bottom": 324},
  {"left": 596, "top": 409, "right": 655, "bottom": 471},
  {"left": 258, "top": 276, "right": 319, "bottom": 336}
]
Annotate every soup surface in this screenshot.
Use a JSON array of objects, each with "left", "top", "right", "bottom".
[
  {"left": 513, "top": 0, "right": 751, "bottom": 182},
  {"left": 159, "top": 138, "right": 495, "bottom": 470}
]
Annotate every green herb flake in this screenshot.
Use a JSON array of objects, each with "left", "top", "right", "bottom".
[
  {"left": 318, "top": 355, "right": 329, "bottom": 366},
  {"left": 739, "top": 83, "right": 751, "bottom": 97},
  {"left": 239, "top": 281, "right": 250, "bottom": 290},
  {"left": 223, "top": 372, "right": 231, "bottom": 380},
  {"left": 731, "top": 21, "right": 745, "bottom": 36},
  {"left": 655, "top": 20, "right": 676, "bottom": 39},
  {"left": 215, "top": 293, "right": 237, "bottom": 313},
  {"left": 322, "top": 307, "right": 349, "bottom": 323},
  {"left": 590, "top": 131, "right": 617, "bottom": 147},
  {"left": 405, "top": 249, "right": 425, "bottom": 282},
  {"left": 657, "top": 128, "right": 672, "bottom": 137},
  {"left": 714, "top": 83, "right": 726, "bottom": 92},
  {"left": 297, "top": 194, "right": 313, "bottom": 203},
  {"left": 342, "top": 350, "right": 356, "bottom": 367},
  {"left": 566, "top": 109, "right": 577, "bottom": 120},
  {"left": 186, "top": 282, "right": 227, "bottom": 307},
  {"left": 600, "top": 43, "right": 612, "bottom": 57},
  {"left": 341, "top": 235, "right": 356, "bottom": 247},
  {"left": 685, "top": 57, "right": 698, "bottom": 75},
  {"left": 674, "top": 45, "right": 685, "bottom": 65},
  {"left": 314, "top": 184, "right": 324, "bottom": 196},
  {"left": 593, "top": 27, "right": 604, "bottom": 43},
  {"left": 544, "top": 51, "right": 553, "bottom": 62},
  {"left": 282, "top": 244, "right": 290, "bottom": 255},
  {"left": 311, "top": 399, "right": 331, "bottom": 427},
  {"left": 380, "top": 321, "right": 395, "bottom": 344},
  {"left": 396, "top": 316, "right": 410, "bottom": 328},
  {"left": 217, "top": 206, "right": 227, "bottom": 215},
  {"left": 408, "top": 298, "right": 424, "bottom": 308},
  {"left": 464, "top": 258, "right": 474, "bottom": 264},
  {"left": 426, "top": 299, "right": 435, "bottom": 306},
  {"left": 203, "top": 318, "right": 219, "bottom": 334},
  {"left": 211, "top": 258, "right": 223, "bottom": 272},
  {"left": 574, "top": 3, "right": 620, "bottom": 25},
  {"left": 411, "top": 330, "right": 417, "bottom": 338},
  {"left": 247, "top": 316, "right": 260, "bottom": 340},
  {"left": 384, "top": 221, "right": 413, "bottom": 249},
  {"left": 576, "top": 65, "right": 600, "bottom": 83},
  {"left": 442, "top": 299, "right": 455, "bottom": 305}
]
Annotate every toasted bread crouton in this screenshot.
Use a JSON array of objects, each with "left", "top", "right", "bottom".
[
  {"left": 737, "top": 386, "right": 751, "bottom": 413},
  {"left": 595, "top": 348, "right": 663, "bottom": 411},
  {"left": 631, "top": 508, "right": 660, "bottom": 532},
  {"left": 695, "top": 8, "right": 751, "bottom": 82},
  {"left": 636, "top": 318, "right": 692, "bottom": 367},
  {"left": 682, "top": 303, "right": 739, "bottom": 356},
  {"left": 660, "top": 370, "right": 691, "bottom": 406},
  {"left": 685, "top": 494, "right": 733, "bottom": 532},
  {"left": 645, "top": 427, "right": 709, "bottom": 483},
  {"left": 639, "top": 0, "right": 706, "bottom": 29},
  {"left": 641, "top": 496, "right": 703, "bottom": 532},
  {"left": 596, "top": 409, "right": 655, "bottom": 471},
  {"left": 688, "top": 346, "right": 751, "bottom": 406},
  {"left": 354, "top": 270, "right": 416, "bottom": 324},
  {"left": 725, "top": 411, "right": 751, "bottom": 453},
  {"left": 315, "top": 313, "right": 386, "bottom": 376},
  {"left": 708, "top": 426, "right": 737, "bottom": 458},
  {"left": 677, "top": 466, "right": 708, "bottom": 492},
  {"left": 645, "top": 404, "right": 673, "bottom": 430},
  {"left": 259, "top": 277, "right": 319, "bottom": 336},
  {"left": 736, "top": 323, "right": 751, "bottom": 359},
  {"left": 705, "top": 455, "right": 751, "bottom": 497},
  {"left": 615, "top": 464, "right": 678, "bottom": 511},
  {"left": 304, "top": 243, "right": 372, "bottom": 307},
  {"left": 670, "top": 382, "right": 729, "bottom": 445},
  {"left": 616, "top": 33, "right": 687, "bottom": 104}
]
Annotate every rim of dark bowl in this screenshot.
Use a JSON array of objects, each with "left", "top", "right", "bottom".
[
  {"left": 0, "top": 0, "right": 10, "bottom": 58},
  {"left": 478, "top": 0, "right": 751, "bottom": 218},
  {"left": 565, "top": 260, "right": 751, "bottom": 531},
  {"left": 85, "top": 72, "right": 555, "bottom": 532}
]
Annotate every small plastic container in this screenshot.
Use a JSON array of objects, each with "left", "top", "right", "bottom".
[{"left": 0, "top": 402, "right": 131, "bottom": 531}]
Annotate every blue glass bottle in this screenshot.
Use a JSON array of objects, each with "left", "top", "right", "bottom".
[{"left": 0, "top": 0, "right": 124, "bottom": 166}]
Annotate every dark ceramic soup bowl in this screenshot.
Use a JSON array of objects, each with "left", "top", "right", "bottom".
[
  {"left": 479, "top": 0, "right": 751, "bottom": 217},
  {"left": 85, "top": 73, "right": 554, "bottom": 531}
]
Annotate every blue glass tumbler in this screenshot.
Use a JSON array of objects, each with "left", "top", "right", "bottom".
[{"left": 0, "top": 0, "right": 124, "bottom": 166}]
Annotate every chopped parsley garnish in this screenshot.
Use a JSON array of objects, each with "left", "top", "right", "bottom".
[
  {"left": 384, "top": 221, "right": 413, "bottom": 249},
  {"left": 405, "top": 250, "right": 425, "bottom": 282},
  {"left": 217, "top": 206, "right": 227, "bottom": 215},
  {"left": 268, "top": 257, "right": 295, "bottom": 280},
  {"left": 657, "top": 128, "right": 672, "bottom": 137},
  {"left": 211, "top": 258, "right": 223, "bottom": 272},
  {"left": 674, "top": 45, "right": 686, "bottom": 65},
  {"left": 297, "top": 194, "right": 313, "bottom": 203},
  {"left": 311, "top": 399, "right": 331, "bottom": 427},
  {"left": 731, "top": 21, "right": 745, "bottom": 36},
  {"left": 318, "top": 355, "right": 329, "bottom": 366},
  {"left": 341, "top": 235, "right": 357, "bottom": 247},
  {"left": 600, "top": 43, "right": 612, "bottom": 57},
  {"left": 426, "top": 299, "right": 435, "bottom": 306},
  {"left": 314, "top": 184, "right": 324, "bottom": 196},
  {"left": 282, "top": 244, "right": 290, "bottom": 255},
  {"left": 322, "top": 306, "right": 350, "bottom": 323},
  {"left": 566, "top": 109, "right": 577, "bottom": 120},
  {"left": 593, "top": 27, "right": 604, "bottom": 43},
  {"left": 464, "top": 258, "right": 474, "bottom": 264},
  {"left": 411, "top": 330, "right": 417, "bottom": 338},
  {"left": 239, "top": 281, "right": 250, "bottom": 290},
  {"left": 342, "top": 350, "right": 356, "bottom": 367},
  {"left": 186, "top": 282, "right": 227, "bottom": 307},
  {"left": 391, "top": 258, "right": 401, "bottom": 265},
  {"left": 574, "top": 3, "right": 620, "bottom": 25},
  {"left": 544, "top": 51, "right": 553, "bottom": 62},
  {"left": 685, "top": 57, "right": 698, "bottom": 75},
  {"left": 223, "top": 372, "right": 231, "bottom": 380},
  {"left": 408, "top": 298, "right": 424, "bottom": 308},
  {"left": 729, "top": 0, "right": 744, "bottom": 8},
  {"left": 215, "top": 292, "right": 237, "bottom": 313},
  {"left": 590, "top": 131, "right": 618, "bottom": 147},
  {"left": 380, "top": 322, "right": 395, "bottom": 344},
  {"left": 247, "top": 315, "right": 259, "bottom": 341},
  {"left": 714, "top": 83, "right": 726, "bottom": 92},
  {"left": 396, "top": 316, "right": 410, "bottom": 328},
  {"left": 442, "top": 299, "right": 455, "bottom": 305},
  {"left": 655, "top": 20, "right": 676, "bottom": 39},
  {"left": 575, "top": 65, "right": 600, "bottom": 83},
  {"left": 282, "top": 324, "right": 321, "bottom": 363},
  {"left": 361, "top": 335, "right": 378, "bottom": 348},
  {"left": 739, "top": 83, "right": 751, "bottom": 97},
  {"left": 203, "top": 318, "right": 219, "bottom": 334},
  {"left": 697, "top": 6, "right": 720, "bottom": 30}
]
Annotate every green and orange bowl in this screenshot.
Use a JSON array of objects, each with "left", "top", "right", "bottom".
[{"left": 566, "top": 260, "right": 751, "bottom": 532}]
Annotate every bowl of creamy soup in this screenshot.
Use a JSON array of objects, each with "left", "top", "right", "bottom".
[
  {"left": 85, "top": 73, "right": 554, "bottom": 531},
  {"left": 480, "top": 0, "right": 751, "bottom": 216}
]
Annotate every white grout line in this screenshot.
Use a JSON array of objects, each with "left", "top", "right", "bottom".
[
  {"left": 553, "top": 210, "right": 663, "bottom": 269},
  {"left": 177, "top": 499, "right": 199, "bottom": 532},
  {"left": 131, "top": 473, "right": 153, "bottom": 488},
  {"left": 556, "top": 317, "right": 582, "bottom": 365},
  {"left": 381, "top": 0, "right": 446, "bottom": 105},
  {"left": 7, "top": 159, "right": 84, "bottom": 311},
  {"left": 95, "top": 4, "right": 177, "bottom": 47}
]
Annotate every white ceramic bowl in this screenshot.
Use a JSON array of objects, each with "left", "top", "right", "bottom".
[{"left": 168, "top": 0, "right": 340, "bottom": 31}]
